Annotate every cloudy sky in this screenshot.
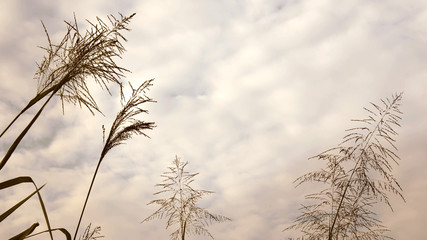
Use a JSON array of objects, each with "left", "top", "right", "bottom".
[{"left": 1, "top": 0, "right": 427, "bottom": 239}]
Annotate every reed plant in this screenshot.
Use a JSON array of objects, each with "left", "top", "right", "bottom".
[
  {"left": 0, "top": 12, "right": 153, "bottom": 240},
  {"left": 74, "top": 80, "right": 155, "bottom": 239},
  {"left": 0, "top": 12, "right": 136, "bottom": 170},
  {"left": 285, "top": 93, "right": 404, "bottom": 240},
  {"left": 142, "top": 156, "right": 230, "bottom": 240}
]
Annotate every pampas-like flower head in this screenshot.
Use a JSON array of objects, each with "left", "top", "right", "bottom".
[
  {"left": 101, "top": 79, "right": 156, "bottom": 160},
  {"left": 35, "top": 13, "right": 136, "bottom": 114}
]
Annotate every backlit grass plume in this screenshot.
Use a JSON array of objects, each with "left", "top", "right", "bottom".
[
  {"left": 142, "top": 156, "right": 230, "bottom": 240},
  {"left": 35, "top": 12, "right": 136, "bottom": 114},
  {"left": 0, "top": 13, "right": 136, "bottom": 171},
  {"left": 1, "top": 12, "right": 145, "bottom": 240},
  {"left": 74, "top": 79, "right": 155, "bottom": 240},
  {"left": 285, "top": 93, "right": 404, "bottom": 240}
]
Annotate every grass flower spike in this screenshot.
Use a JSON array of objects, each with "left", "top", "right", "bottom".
[{"left": 74, "top": 79, "right": 155, "bottom": 239}]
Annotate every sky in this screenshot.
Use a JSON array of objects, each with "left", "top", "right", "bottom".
[{"left": 0, "top": 0, "right": 427, "bottom": 239}]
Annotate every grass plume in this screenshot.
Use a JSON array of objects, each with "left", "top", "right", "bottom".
[
  {"left": 1, "top": 12, "right": 144, "bottom": 240},
  {"left": 142, "top": 156, "right": 230, "bottom": 240},
  {"left": 74, "top": 79, "right": 155, "bottom": 240},
  {"left": 0, "top": 13, "right": 136, "bottom": 171},
  {"left": 285, "top": 93, "right": 404, "bottom": 240}
]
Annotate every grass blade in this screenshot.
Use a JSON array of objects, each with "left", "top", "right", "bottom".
[
  {"left": 0, "top": 177, "right": 54, "bottom": 240},
  {"left": 8, "top": 222, "right": 39, "bottom": 240},
  {"left": 0, "top": 184, "right": 45, "bottom": 222},
  {"left": 32, "top": 181, "right": 54, "bottom": 240},
  {"left": 0, "top": 176, "right": 33, "bottom": 190},
  {"left": 26, "top": 228, "right": 72, "bottom": 240}
]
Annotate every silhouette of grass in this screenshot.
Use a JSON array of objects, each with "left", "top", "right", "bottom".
[
  {"left": 142, "top": 156, "right": 230, "bottom": 240},
  {"left": 74, "top": 80, "right": 155, "bottom": 240},
  {"left": 0, "top": 12, "right": 136, "bottom": 171},
  {"left": 285, "top": 93, "right": 404, "bottom": 240},
  {"left": 0, "top": 12, "right": 145, "bottom": 240}
]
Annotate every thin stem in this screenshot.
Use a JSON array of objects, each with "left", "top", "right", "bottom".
[
  {"left": 182, "top": 219, "right": 187, "bottom": 240},
  {"left": 73, "top": 155, "right": 103, "bottom": 240},
  {"left": 0, "top": 90, "right": 57, "bottom": 171},
  {"left": 0, "top": 98, "right": 38, "bottom": 139},
  {"left": 328, "top": 136, "right": 376, "bottom": 239},
  {"left": 73, "top": 80, "right": 154, "bottom": 239},
  {"left": 0, "top": 75, "right": 68, "bottom": 138},
  {"left": 0, "top": 109, "right": 24, "bottom": 138},
  {"left": 328, "top": 152, "right": 359, "bottom": 240},
  {"left": 179, "top": 162, "right": 185, "bottom": 239}
]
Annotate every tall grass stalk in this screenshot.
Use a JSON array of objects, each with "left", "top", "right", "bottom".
[{"left": 73, "top": 80, "right": 155, "bottom": 240}]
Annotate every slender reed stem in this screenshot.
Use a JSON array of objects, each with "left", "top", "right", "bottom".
[
  {"left": 73, "top": 80, "right": 155, "bottom": 239},
  {"left": 0, "top": 78, "right": 64, "bottom": 138},
  {"left": 0, "top": 90, "right": 57, "bottom": 171},
  {"left": 182, "top": 220, "right": 187, "bottom": 240},
  {"left": 0, "top": 110, "right": 24, "bottom": 138},
  {"left": 328, "top": 131, "right": 379, "bottom": 239},
  {"left": 73, "top": 155, "right": 103, "bottom": 240}
]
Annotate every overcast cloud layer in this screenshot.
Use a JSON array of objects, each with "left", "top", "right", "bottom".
[{"left": 1, "top": 0, "right": 427, "bottom": 239}]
